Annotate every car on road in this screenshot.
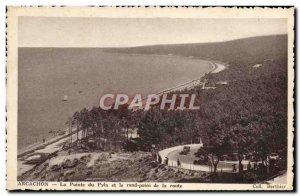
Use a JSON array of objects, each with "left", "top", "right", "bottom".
[
  {"left": 179, "top": 146, "right": 191, "bottom": 155},
  {"left": 193, "top": 155, "right": 209, "bottom": 165},
  {"left": 269, "top": 153, "right": 279, "bottom": 160}
]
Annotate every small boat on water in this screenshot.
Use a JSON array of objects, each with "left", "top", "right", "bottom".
[{"left": 62, "top": 95, "right": 68, "bottom": 101}]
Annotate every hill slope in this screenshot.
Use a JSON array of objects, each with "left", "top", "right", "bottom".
[{"left": 105, "top": 34, "right": 287, "bottom": 64}]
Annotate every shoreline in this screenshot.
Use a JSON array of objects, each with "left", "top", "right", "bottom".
[
  {"left": 18, "top": 128, "right": 78, "bottom": 158},
  {"left": 154, "top": 61, "right": 226, "bottom": 96}
]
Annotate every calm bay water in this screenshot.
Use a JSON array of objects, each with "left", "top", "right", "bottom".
[{"left": 18, "top": 48, "right": 212, "bottom": 150}]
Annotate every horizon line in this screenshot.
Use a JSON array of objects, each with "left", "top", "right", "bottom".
[{"left": 18, "top": 34, "right": 287, "bottom": 49}]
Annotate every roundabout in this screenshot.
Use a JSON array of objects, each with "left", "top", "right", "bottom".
[{"left": 158, "top": 144, "right": 253, "bottom": 173}]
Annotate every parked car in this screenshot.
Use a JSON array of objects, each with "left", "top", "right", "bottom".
[
  {"left": 193, "top": 155, "right": 209, "bottom": 165},
  {"left": 87, "top": 138, "right": 96, "bottom": 148},
  {"left": 269, "top": 153, "right": 279, "bottom": 160},
  {"left": 179, "top": 146, "right": 190, "bottom": 155}
]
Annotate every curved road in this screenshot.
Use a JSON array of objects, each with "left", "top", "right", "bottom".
[{"left": 159, "top": 144, "right": 252, "bottom": 173}]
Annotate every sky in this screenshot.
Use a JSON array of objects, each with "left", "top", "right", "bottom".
[{"left": 19, "top": 17, "right": 287, "bottom": 47}]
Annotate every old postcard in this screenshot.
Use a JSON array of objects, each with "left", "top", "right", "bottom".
[{"left": 6, "top": 6, "right": 294, "bottom": 191}]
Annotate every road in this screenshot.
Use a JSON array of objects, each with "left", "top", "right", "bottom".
[{"left": 159, "top": 144, "right": 252, "bottom": 172}]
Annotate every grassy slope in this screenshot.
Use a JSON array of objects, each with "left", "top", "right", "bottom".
[{"left": 19, "top": 152, "right": 210, "bottom": 182}]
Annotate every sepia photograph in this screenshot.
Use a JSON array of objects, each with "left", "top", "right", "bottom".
[{"left": 6, "top": 6, "right": 294, "bottom": 191}]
